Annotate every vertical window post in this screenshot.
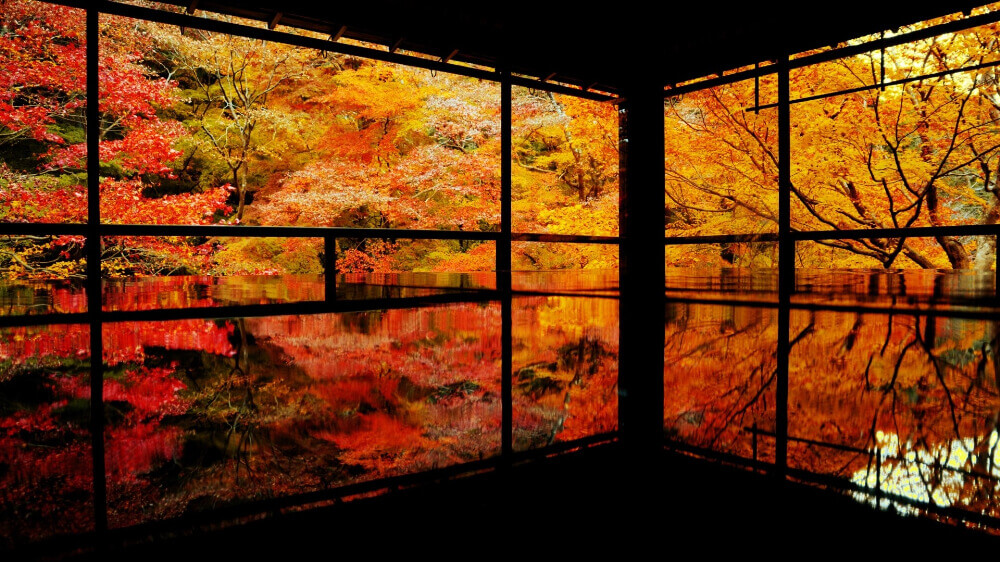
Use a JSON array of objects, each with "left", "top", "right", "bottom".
[
  {"left": 325, "top": 235, "right": 336, "bottom": 303},
  {"left": 86, "top": 5, "right": 108, "bottom": 536},
  {"left": 500, "top": 68, "right": 513, "bottom": 461},
  {"left": 776, "top": 53, "right": 792, "bottom": 480},
  {"left": 619, "top": 77, "right": 665, "bottom": 461}
]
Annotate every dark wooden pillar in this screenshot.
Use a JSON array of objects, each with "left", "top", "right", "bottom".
[{"left": 618, "top": 78, "right": 665, "bottom": 463}]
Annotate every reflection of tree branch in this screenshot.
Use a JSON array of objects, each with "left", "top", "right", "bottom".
[
  {"left": 704, "top": 314, "right": 812, "bottom": 448},
  {"left": 914, "top": 318, "right": 963, "bottom": 441}
]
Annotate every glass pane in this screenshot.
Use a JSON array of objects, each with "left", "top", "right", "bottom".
[
  {"left": 0, "top": 236, "right": 87, "bottom": 315},
  {"left": 102, "top": 306, "right": 500, "bottom": 527},
  {"left": 788, "top": 310, "right": 1000, "bottom": 520},
  {"left": 885, "top": 21, "right": 1000, "bottom": 83},
  {"left": 790, "top": 52, "right": 881, "bottom": 101},
  {"left": 513, "top": 296, "right": 618, "bottom": 451},
  {"left": 0, "top": 324, "right": 93, "bottom": 544},
  {"left": 791, "top": 69, "right": 1000, "bottom": 231},
  {"left": 511, "top": 242, "right": 618, "bottom": 295},
  {"left": 336, "top": 239, "right": 495, "bottom": 300},
  {"left": 665, "top": 242, "right": 778, "bottom": 302},
  {"left": 512, "top": 87, "right": 619, "bottom": 236},
  {"left": 664, "top": 78, "right": 779, "bottom": 237},
  {"left": 0, "top": 1, "right": 88, "bottom": 224},
  {"left": 664, "top": 303, "right": 777, "bottom": 463},
  {"left": 99, "top": 14, "right": 499, "bottom": 230},
  {"left": 794, "top": 238, "right": 997, "bottom": 311},
  {"left": 101, "top": 236, "right": 326, "bottom": 311}
]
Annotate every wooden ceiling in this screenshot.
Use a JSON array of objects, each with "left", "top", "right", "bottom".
[{"left": 153, "top": 1, "right": 991, "bottom": 96}]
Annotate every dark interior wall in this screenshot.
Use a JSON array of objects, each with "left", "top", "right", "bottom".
[{"left": 153, "top": 1, "right": 991, "bottom": 91}]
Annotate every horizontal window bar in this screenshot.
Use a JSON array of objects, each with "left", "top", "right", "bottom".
[
  {"left": 791, "top": 224, "right": 1000, "bottom": 241},
  {"left": 663, "top": 440, "right": 775, "bottom": 473},
  {"left": 787, "top": 8, "right": 1000, "bottom": 73},
  {"left": 511, "top": 290, "right": 619, "bottom": 300},
  {"left": 512, "top": 233, "right": 620, "bottom": 244},
  {"left": 100, "top": 291, "right": 496, "bottom": 323},
  {"left": 0, "top": 223, "right": 89, "bottom": 236},
  {"left": 665, "top": 65, "right": 778, "bottom": 98},
  {"left": 98, "top": 224, "right": 503, "bottom": 240},
  {"left": 104, "top": 455, "right": 503, "bottom": 541},
  {"left": 508, "top": 74, "right": 616, "bottom": 102},
  {"left": 39, "top": 1, "right": 619, "bottom": 102},
  {"left": 664, "top": 233, "right": 781, "bottom": 245},
  {"left": 0, "top": 286, "right": 635, "bottom": 328},
  {"left": 0, "top": 312, "right": 89, "bottom": 328},
  {"left": 785, "top": 466, "right": 1000, "bottom": 530},
  {"left": 663, "top": 294, "right": 1000, "bottom": 321},
  {"left": 751, "top": 56, "right": 1000, "bottom": 111}
]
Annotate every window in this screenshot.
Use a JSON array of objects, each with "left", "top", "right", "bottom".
[{"left": 0, "top": 0, "right": 619, "bottom": 545}]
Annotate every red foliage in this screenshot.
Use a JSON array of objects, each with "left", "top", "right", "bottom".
[
  {"left": 99, "top": 179, "right": 234, "bottom": 225},
  {"left": 0, "top": 1, "right": 86, "bottom": 143},
  {"left": 0, "top": 181, "right": 87, "bottom": 223}
]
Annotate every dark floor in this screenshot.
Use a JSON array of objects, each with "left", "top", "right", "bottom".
[{"left": 14, "top": 444, "right": 1000, "bottom": 560}]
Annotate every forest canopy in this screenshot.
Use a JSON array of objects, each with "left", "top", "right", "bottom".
[
  {"left": 0, "top": 0, "right": 619, "bottom": 279},
  {"left": 664, "top": 16, "right": 1000, "bottom": 271}
]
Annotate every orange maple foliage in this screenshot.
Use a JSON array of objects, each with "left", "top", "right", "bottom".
[{"left": 665, "top": 19, "right": 1000, "bottom": 270}]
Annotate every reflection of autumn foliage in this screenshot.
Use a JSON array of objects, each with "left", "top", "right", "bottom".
[
  {"left": 101, "top": 274, "right": 325, "bottom": 312},
  {"left": 0, "top": 277, "right": 87, "bottom": 315},
  {"left": 663, "top": 304, "right": 777, "bottom": 461},
  {"left": 1, "top": 288, "right": 620, "bottom": 537},
  {"left": 91, "top": 304, "right": 502, "bottom": 527},
  {"left": 248, "top": 306, "right": 502, "bottom": 471},
  {"left": 0, "top": 324, "right": 93, "bottom": 546},
  {"left": 102, "top": 320, "right": 237, "bottom": 366},
  {"left": 513, "top": 296, "right": 618, "bottom": 450},
  {"left": 788, "top": 311, "right": 1000, "bottom": 518}
]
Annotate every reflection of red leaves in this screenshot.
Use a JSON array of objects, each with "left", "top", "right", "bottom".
[
  {"left": 0, "top": 325, "right": 90, "bottom": 364},
  {"left": 0, "top": 363, "right": 94, "bottom": 541},
  {"left": 103, "top": 320, "right": 236, "bottom": 366},
  {"left": 105, "top": 423, "right": 185, "bottom": 484},
  {"left": 104, "top": 366, "right": 190, "bottom": 420},
  {"left": 314, "top": 412, "right": 428, "bottom": 473}
]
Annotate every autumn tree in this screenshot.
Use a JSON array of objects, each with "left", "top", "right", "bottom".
[
  {"left": 151, "top": 25, "right": 319, "bottom": 221},
  {"left": 0, "top": 3, "right": 234, "bottom": 279},
  {"left": 510, "top": 88, "right": 619, "bottom": 271},
  {"left": 512, "top": 88, "right": 619, "bottom": 238},
  {"left": 664, "top": 20, "right": 1000, "bottom": 270},
  {"left": 0, "top": 0, "right": 88, "bottom": 234}
]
